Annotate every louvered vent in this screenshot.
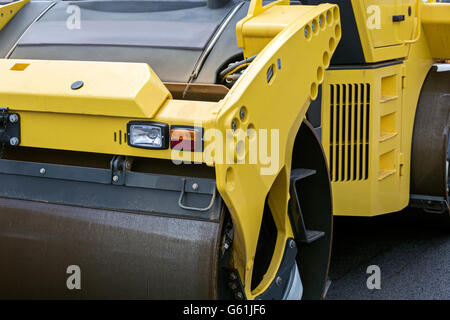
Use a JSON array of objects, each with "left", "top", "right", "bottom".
[
  {"left": 329, "top": 83, "right": 370, "bottom": 182},
  {"left": 114, "top": 130, "right": 127, "bottom": 145}
]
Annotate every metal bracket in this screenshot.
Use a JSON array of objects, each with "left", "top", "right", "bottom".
[
  {"left": 410, "top": 194, "right": 449, "bottom": 214},
  {"left": 289, "top": 168, "right": 325, "bottom": 244},
  {"left": 110, "top": 155, "right": 133, "bottom": 185},
  {"left": 178, "top": 177, "right": 216, "bottom": 212},
  {"left": 0, "top": 108, "right": 21, "bottom": 155},
  {"left": 255, "top": 238, "right": 298, "bottom": 300}
]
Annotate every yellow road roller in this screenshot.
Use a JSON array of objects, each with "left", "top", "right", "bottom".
[{"left": 0, "top": 0, "right": 447, "bottom": 300}]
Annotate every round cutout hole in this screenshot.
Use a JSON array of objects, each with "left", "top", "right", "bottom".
[{"left": 311, "top": 82, "right": 318, "bottom": 100}]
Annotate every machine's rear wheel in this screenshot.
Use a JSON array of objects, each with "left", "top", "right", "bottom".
[{"left": 411, "top": 66, "right": 450, "bottom": 227}]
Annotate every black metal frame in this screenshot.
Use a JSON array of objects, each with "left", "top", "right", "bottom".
[
  {"left": 0, "top": 108, "right": 21, "bottom": 148},
  {"left": 255, "top": 238, "right": 298, "bottom": 300},
  {"left": 0, "top": 155, "right": 220, "bottom": 221}
]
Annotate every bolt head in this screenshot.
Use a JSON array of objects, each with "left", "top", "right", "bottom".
[
  {"left": 230, "top": 282, "right": 238, "bottom": 290},
  {"left": 276, "top": 276, "right": 282, "bottom": 286},
  {"left": 39, "top": 168, "right": 46, "bottom": 175},
  {"left": 239, "top": 108, "right": 245, "bottom": 120},
  {"left": 229, "top": 272, "right": 237, "bottom": 281},
  {"left": 112, "top": 175, "right": 119, "bottom": 183},
  {"left": 9, "top": 114, "right": 18, "bottom": 123},
  {"left": 192, "top": 183, "right": 199, "bottom": 191},
  {"left": 235, "top": 292, "right": 243, "bottom": 300},
  {"left": 71, "top": 81, "right": 84, "bottom": 90},
  {"left": 231, "top": 120, "right": 237, "bottom": 131},
  {"left": 289, "top": 239, "right": 296, "bottom": 248},
  {"left": 9, "top": 137, "right": 19, "bottom": 146}
]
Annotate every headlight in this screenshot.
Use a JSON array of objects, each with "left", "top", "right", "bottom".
[{"left": 127, "top": 121, "right": 169, "bottom": 149}]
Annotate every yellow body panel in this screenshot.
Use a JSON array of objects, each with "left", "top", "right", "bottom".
[
  {"left": 16, "top": 99, "right": 219, "bottom": 164},
  {"left": 351, "top": 0, "right": 418, "bottom": 62},
  {"left": 322, "top": 64, "right": 408, "bottom": 216},
  {"left": 321, "top": 8, "right": 436, "bottom": 216},
  {"left": 422, "top": 3, "right": 450, "bottom": 59},
  {"left": 360, "top": 0, "right": 413, "bottom": 48},
  {"left": 0, "top": 60, "right": 171, "bottom": 119},
  {"left": 0, "top": 0, "right": 29, "bottom": 31},
  {"left": 350, "top": 1, "right": 450, "bottom": 62}
]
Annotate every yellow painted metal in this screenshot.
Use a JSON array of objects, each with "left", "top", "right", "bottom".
[
  {"left": 236, "top": 0, "right": 316, "bottom": 57},
  {"left": 350, "top": 0, "right": 450, "bottom": 62},
  {"left": 321, "top": 10, "right": 435, "bottom": 216},
  {"left": 218, "top": 0, "right": 340, "bottom": 298},
  {"left": 0, "top": 0, "right": 29, "bottom": 31},
  {"left": 16, "top": 101, "right": 219, "bottom": 164},
  {"left": 421, "top": 2, "right": 450, "bottom": 59},
  {"left": 403, "top": 0, "right": 422, "bottom": 44},
  {"left": 0, "top": 60, "right": 222, "bottom": 163},
  {"left": 0, "top": 60, "right": 171, "bottom": 118},
  {"left": 322, "top": 64, "right": 407, "bottom": 215},
  {"left": 350, "top": 0, "right": 418, "bottom": 62}
]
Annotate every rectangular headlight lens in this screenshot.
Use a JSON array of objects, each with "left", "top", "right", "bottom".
[{"left": 127, "top": 122, "right": 169, "bottom": 149}]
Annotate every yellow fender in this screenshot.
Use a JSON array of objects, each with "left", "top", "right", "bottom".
[{"left": 422, "top": 2, "right": 450, "bottom": 59}]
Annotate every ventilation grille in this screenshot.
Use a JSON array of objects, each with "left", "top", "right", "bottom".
[{"left": 329, "top": 83, "right": 370, "bottom": 182}]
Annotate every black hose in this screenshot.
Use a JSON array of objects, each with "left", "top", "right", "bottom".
[{"left": 218, "top": 55, "right": 257, "bottom": 81}]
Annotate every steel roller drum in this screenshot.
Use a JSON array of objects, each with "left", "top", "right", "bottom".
[
  {"left": 411, "top": 66, "right": 450, "bottom": 213},
  {"left": 0, "top": 190, "right": 224, "bottom": 299}
]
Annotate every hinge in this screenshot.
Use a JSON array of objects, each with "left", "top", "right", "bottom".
[{"left": 401, "top": 64, "right": 407, "bottom": 89}]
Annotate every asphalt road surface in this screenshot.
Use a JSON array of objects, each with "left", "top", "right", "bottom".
[{"left": 325, "top": 208, "right": 450, "bottom": 300}]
